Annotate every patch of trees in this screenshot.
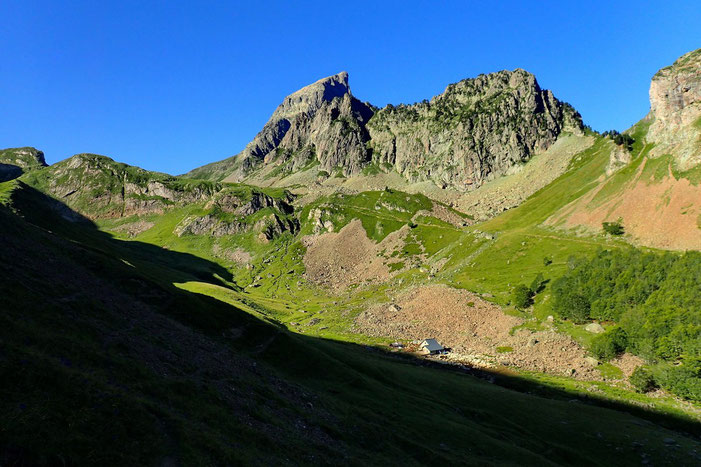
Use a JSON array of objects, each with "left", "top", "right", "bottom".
[
  {"left": 552, "top": 249, "right": 701, "bottom": 401},
  {"left": 602, "top": 130, "right": 635, "bottom": 151},
  {"left": 511, "top": 273, "right": 547, "bottom": 309},
  {"left": 602, "top": 219, "right": 625, "bottom": 236}
]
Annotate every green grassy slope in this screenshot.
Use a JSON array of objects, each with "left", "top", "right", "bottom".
[
  {"left": 2, "top": 181, "right": 700, "bottom": 465},
  {"left": 61, "top": 144, "right": 698, "bottom": 409}
]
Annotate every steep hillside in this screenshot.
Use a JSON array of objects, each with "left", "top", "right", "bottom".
[
  {"left": 546, "top": 48, "right": 701, "bottom": 250},
  {"left": 186, "top": 69, "right": 582, "bottom": 191}
]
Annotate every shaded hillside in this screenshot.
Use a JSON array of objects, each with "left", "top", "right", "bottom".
[{"left": 0, "top": 147, "right": 47, "bottom": 182}]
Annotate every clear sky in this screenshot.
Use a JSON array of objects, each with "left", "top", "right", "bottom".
[{"left": 2, "top": 1, "right": 700, "bottom": 174}]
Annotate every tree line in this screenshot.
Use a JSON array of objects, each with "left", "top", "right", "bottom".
[{"left": 551, "top": 248, "right": 700, "bottom": 401}]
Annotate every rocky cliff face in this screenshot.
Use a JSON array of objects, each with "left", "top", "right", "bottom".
[
  {"left": 174, "top": 188, "right": 298, "bottom": 240},
  {"left": 367, "top": 70, "right": 583, "bottom": 190},
  {"left": 647, "top": 48, "right": 701, "bottom": 168},
  {"left": 0, "top": 147, "right": 48, "bottom": 182},
  {"left": 187, "top": 72, "right": 375, "bottom": 182},
  {"left": 187, "top": 69, "right": 582, "bottom": 190}
]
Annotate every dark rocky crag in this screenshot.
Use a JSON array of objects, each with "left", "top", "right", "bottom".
[{"left": 187, "top": 69, "right": 583, "bottom": 190}]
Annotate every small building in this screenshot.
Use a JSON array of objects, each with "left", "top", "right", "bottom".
[{"left": 420, "top": 338, "right": 447, "bottom": 355}]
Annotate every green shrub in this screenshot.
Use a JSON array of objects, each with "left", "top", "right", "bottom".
[
  {"left": 629, "top": 366, "right": 657, "bottom": 393},
  {"left": 317, "top": 170, "right": 329, "bottom": 178},
  {"left": 512, "top": 284, "right": 533, "bottom": 309},
  {"left": 529, "top": 273, "right": 545, "bottom": 294},
  {"left": 653, "top": 360, "right": 701, "bottom": 402},
  {"left": 590, "top": 327, "right": 628, "bottom": 361},
  {"left": 552, "top": 279, "right": 590, "bottom": 323},
  {"left": 602, "top": 220, "right": 624, "bottom": 236}
]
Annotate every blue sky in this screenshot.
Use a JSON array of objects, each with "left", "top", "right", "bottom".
[{"left": 1, "top": 1, "right": 700, "bottom": 174}]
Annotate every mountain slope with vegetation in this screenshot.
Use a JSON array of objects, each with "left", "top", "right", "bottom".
[
  {"left": 0, "top": 147, "right": 47, "bottom": 182},
  {"left": 546, "top": 48, "right": 701, "bottom": 250},
  {"left": 3, "top": 180, "right": 699, "bottom": 465},
  {"left": 2, "top": 48, "right": 701, "bottom": 465}
]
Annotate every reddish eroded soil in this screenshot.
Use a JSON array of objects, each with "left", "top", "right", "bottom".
[
  {"left": 549, "top": 160, "right": 701, "bottom": 250},
  {"left": 355, "top": 284, "right": 600, "bottom": 379}
]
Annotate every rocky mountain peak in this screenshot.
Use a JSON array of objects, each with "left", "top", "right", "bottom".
[
  {"left": 185, "top": 71, "right": 372, "bottom": 182},
  {"left": 367, "top": 68, "right": 583, "bottom": 190},
  {"left": 186, "top": 68, "right": 582, "bottom": 188},
  {"left": 648, "top": 48, "right": 701, "bottom": 168},
  {"left": 270, "top": 71, "right": 350, "bottom": 121}
]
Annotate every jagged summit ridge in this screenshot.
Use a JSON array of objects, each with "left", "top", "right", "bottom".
[
  {"left": 367, "top": 69, "right": 583, "bottom": 189},
  {"left": 187, "top": 68, "right": 583, "bottom": 189}
]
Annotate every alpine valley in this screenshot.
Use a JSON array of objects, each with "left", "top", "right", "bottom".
[{"left": 2, "top": 49, "right": 701, "bottom": 465}]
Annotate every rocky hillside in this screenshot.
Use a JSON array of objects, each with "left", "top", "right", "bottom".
[
  {"left": 0, "top": 147, "right": 47, "bottom": 182},
  {"left": 21, "top": 153, "right": 218, "bottom": 218},
  {"left": 547, "top": 48, "right": 701, "bottom": 250},
  {"left": 186, "top": 69, "right": 582, "bottom": 190},
  {"left": 173, "top": 186, "right": 298, "bottom": 241},
  {"left": 367, "top": 69, "right": 583, "bottom": 190},
  {"left": 16, "top": 152, "right": 299, "bottom": 241}
]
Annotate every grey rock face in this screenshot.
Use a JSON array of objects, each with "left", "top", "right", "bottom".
[
  {"left": 606, "top": 143, "right": 632, "bottom": 175},
  {"left": 648, "top": 48, "right": 701, "bottom": 169},
  {"left": 187, "top": 69, "right": 582, "bottom": 191},
  {"left": 367, "top": 69, "right": 583, "bottom": 190},
  {"left": 224, "top": 71, "right": 374, "bottom": 181},
  {"left": 186, "top": 72, "right": 375, "bottom": 182}
]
